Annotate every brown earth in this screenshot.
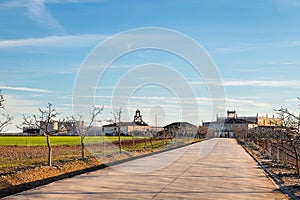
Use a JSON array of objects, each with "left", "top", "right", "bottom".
[
  {"left": 0, "top": 145, "right": 83, "bottom": 174},
  {"left": 0, "top": 149, "right": 149, "bottom": 198},
  {"left": 0, "top": 138, "right": 158, "bottom": 175}
]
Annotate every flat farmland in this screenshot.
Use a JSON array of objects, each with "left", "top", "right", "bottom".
[
  {"left": 0, "top": 136, "right": 133, "bottom": 146},
  {"left": 0, "top": 136, "right": 176, "bottom": 174}
]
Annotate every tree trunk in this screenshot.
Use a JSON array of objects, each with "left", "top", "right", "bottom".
[
  {"left": 118, "top": 128, "right": 121, "bottom": 153},
  {"left": 102, "top": 136, "right": 105, "bottom": 156},
  {"left": 132, "top": 135, "right": 135, "bottom": 149},
  {"left": 144, "top": 136, "right": 147, "bottom": 150},
  {"left": 46, "top": 134, "right": 52, "bottom": 166},
  {"left": 150, "top": 137, "right": 153, "bottom": 149},
  {"left": 283, "top": 152, "right": 286, "bottom": 167},
  {"left": 282, "top": 142, "right": 286, "bottom": 167},
  {"left": 262, "top": 140, "right": 266, "bottom": 155},
  {"left": 81, "top": 141, "right": 85, "bottom": 161},
  {"left": 267, "top": 141, "right": 272, "bottom": 158},
  {"left": 276, "top": 142, "right": 280, "bottom": 161},
  {"left": 293, "top": 146, "right": 300, "bottom": 177}
]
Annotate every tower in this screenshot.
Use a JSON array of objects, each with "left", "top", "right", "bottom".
[
  {"left": 227, "top": 110, "right": 237, "bottom": 119},
  {"left": 133, "top": 110, "right": 143, "bottom": 123}
]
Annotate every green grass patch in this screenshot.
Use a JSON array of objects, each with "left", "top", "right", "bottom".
[
  {"left": 0, "top": 136, "right": 139, "bottom": 146},
  {"left": 0, "top": 136, "right": 80, "bottom": 146}
]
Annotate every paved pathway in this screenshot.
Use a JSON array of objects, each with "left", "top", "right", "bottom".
[{"left": 5, "top": 139, "right": 288, "bottom": 199}]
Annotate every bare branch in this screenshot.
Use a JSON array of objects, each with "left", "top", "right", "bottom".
[
  {"left": 69, "top": 105, "right": 103, "bottom": 161},
  {"left": 0, "top": 114, "right": 13, "bottom": 132},
  {"left": 0, "top": 90, "right": 5, "bottom": 110},
  {"left": 19, "top": 102, "right": 60, "bottom": 166},
  {"left": 0, "top": 90, "right": 13, "bottom": 132}
]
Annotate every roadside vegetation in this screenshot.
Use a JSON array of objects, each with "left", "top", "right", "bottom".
[{"left": 236, "top": 99, "right": 300, "bottom": 198}]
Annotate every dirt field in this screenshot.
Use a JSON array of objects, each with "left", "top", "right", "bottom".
[
  {"left": 0, "top": 145, "right": 84, "bottom": 175},
  {"left": 0, "top": 151, "right": 149, "bottom": 198},
  {"left": 0, "top": 138, "right": 167, "bottom": 175}
]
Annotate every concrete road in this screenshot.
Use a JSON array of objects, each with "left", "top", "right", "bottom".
[{"left": 5, "top": 139, "right": 288, "bottom": 199}]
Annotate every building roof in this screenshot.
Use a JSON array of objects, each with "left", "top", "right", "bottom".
[
  {"left": 164, "top": 122, "right": 196, "bottom": 128},
  {"left": 223, "top": 118, "right": 253, "bottom": 124},
  {"left": 103, "top": 121, "right": 149, "bottom": 127}
]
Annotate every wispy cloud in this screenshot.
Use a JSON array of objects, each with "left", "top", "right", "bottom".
[
  {"left": 223, "top": 80, "right": 300, "bottom": 88},
  {"left": 225, "top": 97, "right": 270, "bottom": 108},
  {"left": 212, "top": 42, "right": 258, "bottom": 54},
  {"left": 282, "top": 40, "right": 300, "bottom": 47},
  {"left": 285, "top": 98, "right": 300, "bottom": 103},
  {"left": 275, "top": 0, "right": 300, "bottom": 9},
  {"left": 44, "top": 0, "right": 105, "bottom": 3},
  {"left": 27, "top": 0, "right": 64, "bottom": 31},
  {"left": 0, "top": 86, "right": 50, "bottom": 93},
  {"left": 0, "top": 0, "right": 103, "bottom": 31},
  {"left": 0, "top": 0, "right": 63, "bottom": 31},
  {"left": 0, "top": 34, "right": 107, "bottom": 48},
  {"left": 92, "top": 95, "right": 269, "bottom": 108}
]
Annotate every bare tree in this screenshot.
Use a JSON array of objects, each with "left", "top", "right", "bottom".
[
  {"left": 109, "top": 106, "right": 124, "bottom": 153},
  {"left": 196, "top": 126, "right": 208, "bottom": 139},
  {"left": 234, "top": 126, "right": 249, "bottom": 143},
  {"left": 0, "top": 90, "right": 13, "bottom": 133},
  {"left": 70, "top": 106, "right": 103, "bottom": 161},
  {"left": 143, "top": 130, "right": 153, "bottom": 150},
  {"left": 20, "top": 103, "right": 60, "bottom": 166},
  {"left": 277, "top": 107, "right": 300, "bottom": 130},
  {"left": 276, "top": 107, "right": 300, "bottom": 176},
  {"left": 284, "top": 129, "right": 300, "bottom": 176}
]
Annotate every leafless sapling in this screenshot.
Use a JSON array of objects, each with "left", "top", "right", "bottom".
[
  {"left": 109, "top": 106, "right": 124, "bottom": 153},
  {"left": 20, "top": 103, "right": 60, "bottom": 166},
  {"left": 276, "top": 107, "right": 300, "bottom": 176},
  {"left": 70, "top": 106, "right": 103, "bottom": 161},
  {"left": 0, "top": 90, "right": 13, "bottom": 133}
]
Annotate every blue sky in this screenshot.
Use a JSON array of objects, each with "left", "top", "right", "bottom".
[{"left": 0, "top": 0, "right": 300, "bottom": 132}]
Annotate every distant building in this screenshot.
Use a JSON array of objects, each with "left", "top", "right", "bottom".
[
  {"left": 102, "top": 110, "right": 150, "bottom": 136},
  {"left": 203, "top": 110, "right": 282, "bottom": 138},
  {"left": 149, "top": 126, "right": 164, "bottom": 133},
  {"left": 23, "top": 120, "right": 84, "bottom": 135},
  {"left": 162, "top": 122, "right": 197, "bottom": 137},
  {"left": 22, "top": 127, "right": 40, "bottom": 135}
]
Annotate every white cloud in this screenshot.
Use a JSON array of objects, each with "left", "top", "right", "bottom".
[
  {"left": 2, "top": 94, "right": 75, "bottom": 132},
  {"left": 0, "top": 0, "right": 63, "bottom": 31},
  {"left": 275, "top": 0, "right": 300, "bottom": 9},
  {"left": 225, "top": 98, "right": 270, "bottom": 108},
  {"left": 0, "top": 86, "right": 50, "bottom": 93},
  {"left": 27, "top": 0, "right": 64, "bottom": 31},
  {"left": 0, "top": 34, "right": 107, "bottom": 48},
  {"left": 285, "top": 98, "right": 300, "bottom": 103},
  {"left": 44, "top": 0, "right": 105, "bottom": 3},
  {"left": 223, "top": 80, "right": 300, "bottom": 88},
  {"left": 92, "top": 95, "right": 269, "bottom": 109},
  {"left": 283, "top": 40, "right": 300, "bottom": 47},
  {"left": 2, "top": 94, "right": 42, "bottom": 132},
  {"left": 0, "top": 0, "right": 102, "bottom": 31}
]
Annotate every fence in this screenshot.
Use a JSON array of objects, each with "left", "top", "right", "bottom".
[{"left": 245, "top": 139, "right": 299, "bottom": 168}]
